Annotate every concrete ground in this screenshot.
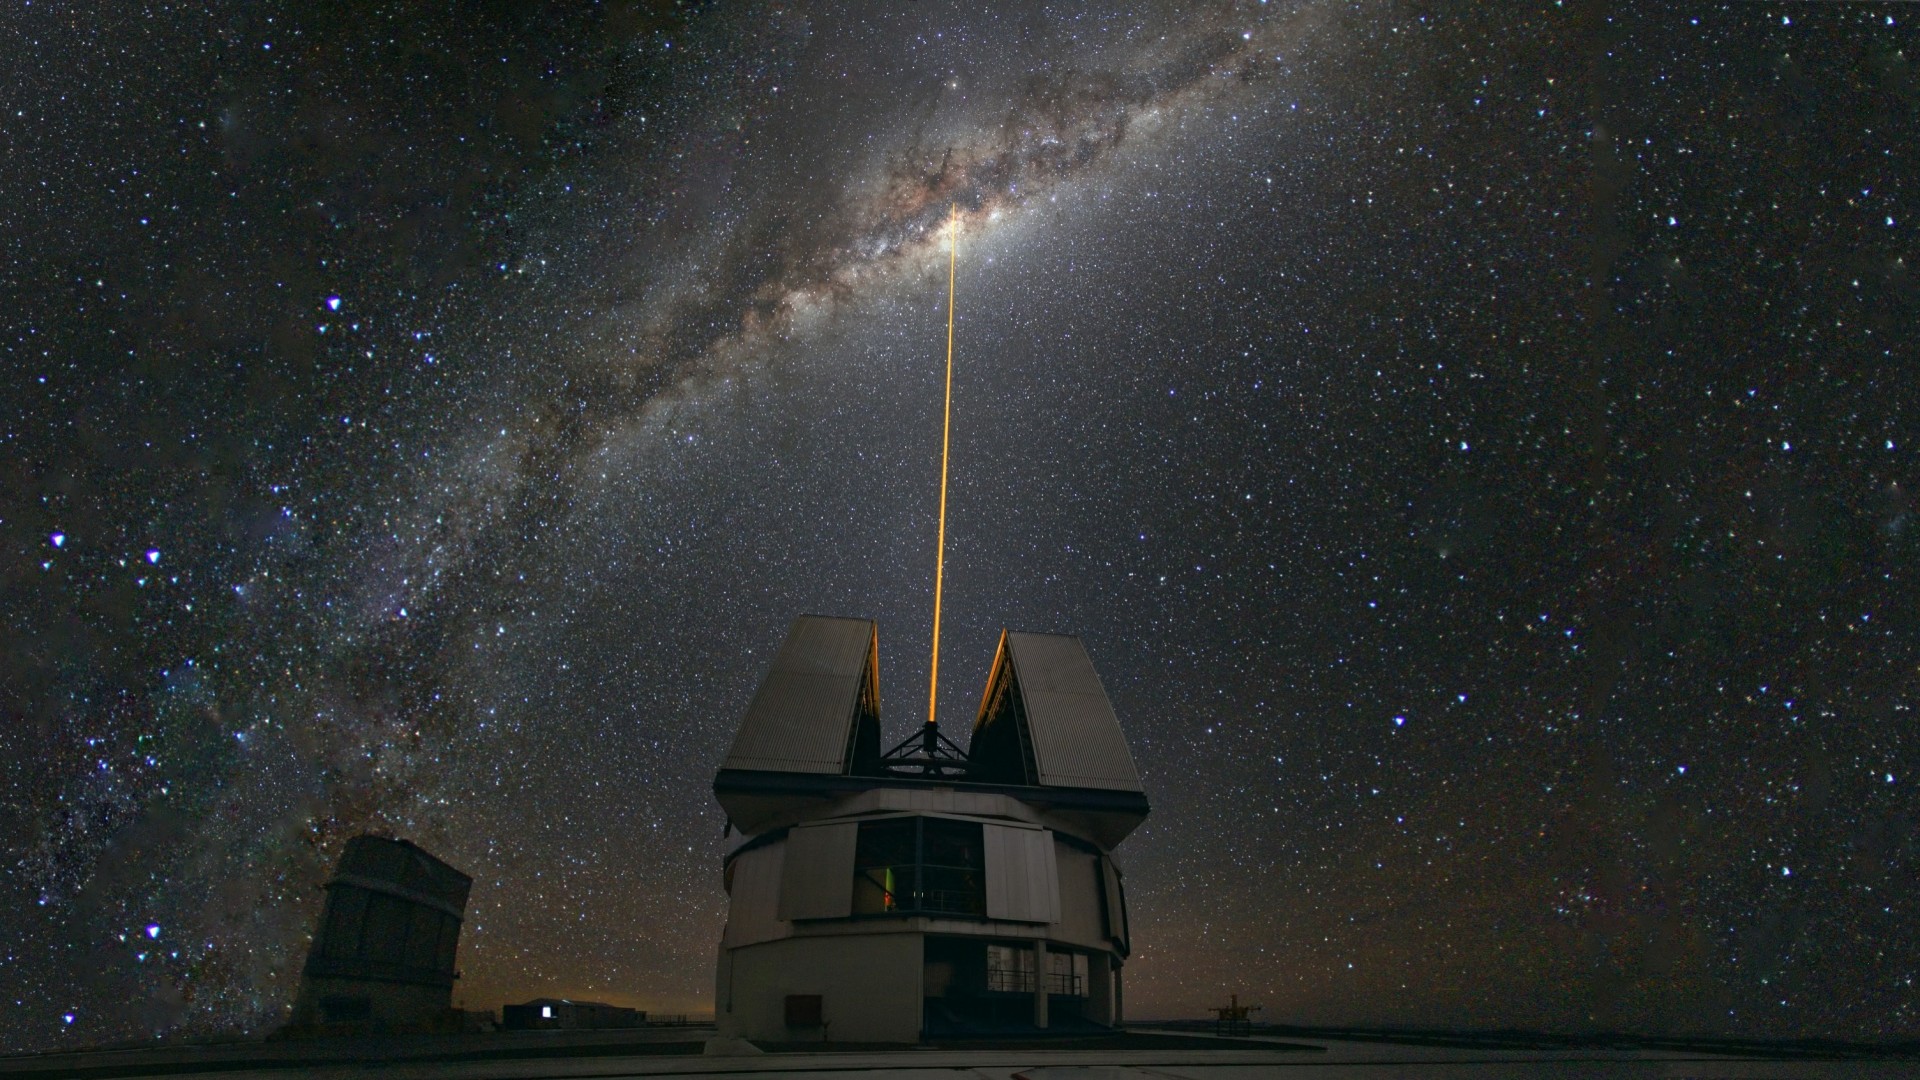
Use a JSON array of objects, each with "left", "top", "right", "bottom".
[{"left": 2, "top": 1026, "right": 1915, "bottom": 1080}]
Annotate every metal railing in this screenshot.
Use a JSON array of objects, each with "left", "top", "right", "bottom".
[
  {"left": 984, "top": 967, "right": 1083, "bottom": 996},
  {"left": 913, "top": 887, "right": 985, "bottom": 915},
  {"left": 854, "top": 863, "right": 985, "bottom": 916}
]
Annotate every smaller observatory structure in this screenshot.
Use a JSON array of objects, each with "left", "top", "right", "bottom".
[
  {"left": 713, "top": 616, "right": 1148, "bottom": 1042},
  {"left": 501, "top": 998, "right": 644, "bottom": 1030},
  {"left": 288, "top": 835, "right": 472, "bottom": 1031}
]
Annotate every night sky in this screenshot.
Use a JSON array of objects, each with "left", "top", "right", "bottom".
[{"left": 3, "top": 0, "right": 1916, "bottom": 1052}]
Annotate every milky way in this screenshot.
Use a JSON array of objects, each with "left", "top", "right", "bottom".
[{"left": 3, "top": 0, "right": 1916, "bottom": 1052}]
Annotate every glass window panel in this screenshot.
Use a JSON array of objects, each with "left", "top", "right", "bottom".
[
  {"left": 985, "top": 942, "right": 1034, "bottom": 992},
  {"left": 853, "top": 819, "right": 916, "bottom": 867},
  {"left": 854, "top": 820, "right": 917, "bottom": 913},
  {"left": 922, "top": 819, "right": 984, "bottom": 870},
  {"left": 852, "top": 862, "right": 902, "bottom": 914},
  {"left": 850, "top": 817, "right": 988, "bottom": 917}
]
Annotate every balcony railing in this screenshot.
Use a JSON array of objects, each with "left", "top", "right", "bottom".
[
  {"left": 984, "top": 967, "right": 1084, "bottom": 997},
  {"left": 855, "top": 863, "right": 985, "bottom": 917}
]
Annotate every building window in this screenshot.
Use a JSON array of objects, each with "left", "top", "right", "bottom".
[
  {"left": 852, "top": 817, "right": 985, "bottom": 917},
  {"left": 540, "top": 1005, "right": 553, "bottom": 1019},
  {"left": 985, "top": 944, "right": 1087, "bottom": 996}
]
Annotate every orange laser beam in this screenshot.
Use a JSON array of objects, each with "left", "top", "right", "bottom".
[{"left": 928, "top": 205, "right": 958, "bottom": 729}]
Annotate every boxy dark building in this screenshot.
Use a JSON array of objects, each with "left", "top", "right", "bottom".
[{"left": 288, "top": 835, "right": 472, "bottom": 1031}]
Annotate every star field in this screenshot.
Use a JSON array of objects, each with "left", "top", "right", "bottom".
[{"left": 1, "top": 1, "right": 1915, "bottom": 1052}]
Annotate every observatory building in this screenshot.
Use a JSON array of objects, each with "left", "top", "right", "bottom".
[
  {"left": 288, "top": 835, "right": 472, "bottom": 1032},
  {"left": 712, "top": 616, "right": 1149, "bottom": 1043}
]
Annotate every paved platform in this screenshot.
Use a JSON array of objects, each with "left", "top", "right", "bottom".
[{"left": 3, "top": 1027, "right": 1915, "bottom": 1080}]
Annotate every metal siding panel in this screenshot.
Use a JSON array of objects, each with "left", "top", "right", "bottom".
[
  {"left": 984, "top": 824, "right": 1055, "bottom": 923},
  {"left": 983, "top": 824, "right": 1014, "bottom": 920},
  {"left": 1008, "top": 633, "right": 1143, "bottom": 792},
  {"left": 1008, "top": 632, "right": 1096, "bottom": 692},
  {"left": 783, "top": 616, "right": 874, "bottom": 674},
  {"left": 1028, "top": 828, "right": 1060, "bottom": 923},
  {"left": 1053, "top": 843, "right": 1102, "bottom": 945},
  {"left": 723, "top": 843, "right": 788, "bottom": 947},
  {"left": 1101, "top": 856, "right": 1129, "bottom": 952},
  {"left": 723, "top": 618, "right": 873, "bottom": 774},
  {"left": 1023, "top": 689, "right": 1140, "bottom": 790},
  {"left": 777, "top": 822, "right": 857, "bottom": 920},
  {"left": 725, "top": 671, "right": 854, "bottom": 772}
]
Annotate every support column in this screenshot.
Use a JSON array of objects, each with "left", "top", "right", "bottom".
[
  {"left": 1113, "top": 964, "right": 1124, "bottom": 1028},
  {"left": 1088, "top": 952, "right": 1113, "bottom": 1026},
  {"left": 1032, "top": 938, "right": 1049, "bottom": 1028}
]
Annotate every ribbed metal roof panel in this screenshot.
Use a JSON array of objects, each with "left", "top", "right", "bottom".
[
  {"left": 1007, "top": 632, "right": 1143, "bottom": 792},
  {"left": 722, "top": 616, "right": 874, "bottom": 774}
]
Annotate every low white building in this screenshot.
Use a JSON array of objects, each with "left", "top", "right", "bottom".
[{"left": 712, "top": 616, "right": 1149, "bottom": 1043}]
